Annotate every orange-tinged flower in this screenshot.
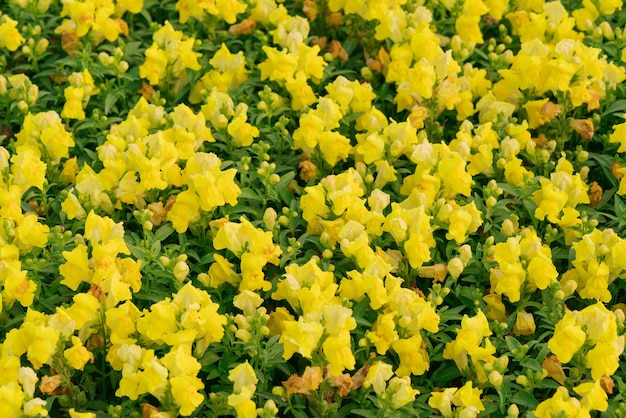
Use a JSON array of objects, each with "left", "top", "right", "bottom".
[{"left": 542, "top": 355, "right": 566, "bottom": 385}]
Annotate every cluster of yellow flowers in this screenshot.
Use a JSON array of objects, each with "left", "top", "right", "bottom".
[
  {"left": 55, "top": 0, "right": 143, "bottom": 44},
  {"left": 2, "top": 0, "right": 626, "bottom": 416}
]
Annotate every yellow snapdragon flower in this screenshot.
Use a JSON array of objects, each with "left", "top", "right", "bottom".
[{"left": 0, "top": 16, "right": 25, "bottom": 51}]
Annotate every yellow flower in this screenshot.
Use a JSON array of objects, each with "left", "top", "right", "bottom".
[
  {"left": 428, "top": 387, "right": 457, "bottom": 416},
  {"left": 228, "top": 113, "right": 259, "bottom": 147},
  {"left": 513, "top": 310, "right": 536, "bottom": 336},
  {"left": 228, "top": 361, "right": 258, "bottom": 393},
  {"left": 26, "top": 325, "right": 60, "bottom": 369},
  {"left": 227, "top": 386, "right": 257, "bottom": 418},
  {"left": 363, "top": 361, "right": 394, "bottom": 395},
  {"left": 322, "top": 335, "right": 355, "bottom": 376},
  {"left": 578, "top": 260, "right": 611, "bottom": 302},
  {"left": 534, "top": 387, "right": 582, "bottom": 418},
  {"left": 61, "top": 86, "right": 86, "bottom": 120},
  {"left": 3, "top": 268, "right": 37, "bottom": 308},
  {"left": 483, "top": 293, "right": 506, "bottom": 321},
  {"left": 69, "top": 408, "right": 96, "bottom": 418},
  {"left": 14, "top": 214, "right": 49, "bottom": 253},
  {"left": 64, "top": 336, "right": 94, "bottom": 370},
  {"left": 392, "top": 334, "right": 429, "bottom": 376},
  {"left": 258, "top": 46, "right": 298, "bottom": 81},
  {"left": 574, "top": 380, "right": 608, "bottom": 412},
  {"left": 587, "top": 341, "right": 622, "bottom": 380},
  {"left": 286, "top": 74, "right": 317, "bottom": 110},
  {"left": 318, "top": 131, "right": 352, "bottom": 166},
  {"left": 61, "top": 192, "right": 87, "bottom": 220},
  {"left": 176, "top": 0, "right": 212, "bottom": 23},
  {"left": 11, "top": 150, "right": 47, "bottom": 192},
  {"left": 526, "top": 256, "right": 558, "bottom": 290},
  {"left": 106, "top": 301, "right": 140, "bottom": 343},
  {"left": 548, "top": 311, "right": 586, "bottom": 363},
  {"left": 167, "top": 190, "right": 201, "bottom": 233},
  {"left": 453, "top": 381, "right": 485, "bottom": 411},
  {"left": 610, "top": 120, "right": 626, "bottom": 152},
  {"left": 60, "top": 244, "right": 93, "bottom": 291},
  {"left": 215, "top": 0, "right": 247, "bottom": 24},
  {"left": 524, "top": 98, "right": 560, "bottom": 129},
  {"left": 136, "top": 300, "right": 178, "bottom": 345},
  {"left": 279, "top": 318, "right": 324, "bottom": 360},
  {"left": 437, "top": 153, "right": 473, "bottom": 198},
  {"left": 169, "top": 375, "right": 204, "bottom": 416},
  {"left": 532, "top": 178, "right": 569, "bottom": 223},
  {"left": 455, "top": 14, "right": 484, "bottom": 44},
  {"left": 0, "top": 16, "right": 25, "bottom": 51},
  {"left": 387, "top": 376, "right": 419, "bottom": 409},
  {"left": 366, "top": 312, "right": 399, "bottom": 355},
  {"left": 139, "top": 45, "right": 168, "bottom": 85},
  {"left": 404, "top": 233, "right": 431, "bottom": 269}
]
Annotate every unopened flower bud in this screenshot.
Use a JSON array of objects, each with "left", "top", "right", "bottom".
[
  {"left": 263, "top": 208, "right": 277, "bottom": 230},
  {"left": 489, "top": 370, "right": 503, "bottom": 387}
]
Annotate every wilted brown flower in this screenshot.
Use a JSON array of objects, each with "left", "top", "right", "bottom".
[
  {"left": 148, "top": 201, "right": 168, "bottom": 226},
  {"left": 570, "top": 119, "right": 594, "bottom": 140},
  {"left": 329, "top": 40, "right": 349, "bottom": 62},
  {"left": 117, "top": 19, "right": 129, "bottom": 36},
  {"left": 600, "top": 376, "right": 615, "bottom": 394},
  {"left": 351, "top": 364, "right": 371, "bottom": 390},
  {"left": 327, "top": 12, "right": 344, "bottom": 27},
  {"left": 542, "top": 355, "right": 566, "bottom": 384},
  {"left": 61, "top": 31, "right": 80, "bottom": 57},
  {"left": 418, "top": 264, "right": 448, "bottom": 282},
  {"left": 310, "top": 37, "right": 327, "bottom": 50},
  {"left": 302, "top": 366, "right": 323, "bottom": 390},
  {"left": 329, "top": 373, "right": 353, "bottom": 397},
  {"left": 589, "top": 182, "right": 603, "bottom": 208},
  {"left": 540, "top": 101, "right": 561, "bottom": 119},
  {"left": 142, "top": 403, "right": 161, "bottom": 418},
  {"left": 87, "top": 333, "right": 104, "bottom": 350},
  {"left": 587, "top": 90, "right": 600, "bottom": 111},
  {"left": 612, "top": 162, "right": 624, "bottom": 180},
  {"left": 533, "top": 133, "right": 549, "bottom": 148},
  {"left": 303, "top": 0, "right": 318, "bottom": 21},
  {"left": 229, "top": 19, "right": 256, "bottom": 36},
  {"left": 366, "top": 58, "right": 382, "bottom": 73},
  {"left": 283, "top": 366, "right": 323, "bottom": 396},
  {"left": 40, "top": 375, "right": 63, "bottom": 395},
  {"left": 299, "top": 159, "right": 318, "bottom": 182},
  {"left": 89, "top": 283, "right": 106, "bottom": 303},
  {"left": 137, "top": 81, "right": 155, "bottom": 100}
]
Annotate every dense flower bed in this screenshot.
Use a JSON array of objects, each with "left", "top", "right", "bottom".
[{"left": 1, "top": 0, "right": 626, "bottom": 416}]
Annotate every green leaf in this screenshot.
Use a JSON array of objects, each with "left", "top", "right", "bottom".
[
  {"left": 603, "top": 99, "right": 626, "bottom": 116},
  {"left": 239, "top": 188, "right": 259, "bottom": 201},
  {"left": 505, "top": 336, "right": 522, "bottom": 353},
  {"left": 511, "top": 391, "right": 539, "bottom": 409},
  {"left": 126, "top": 242, "right": 147, "bottom": 261},
  {"left": 350, "top": 409, "right": 379, "bottom": 418},
  {"left": 615, "top": 195, "right": 625, "bottom": 217},
  {"left": 153, "top": 223, "right": 175, "bottom": 242}
]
